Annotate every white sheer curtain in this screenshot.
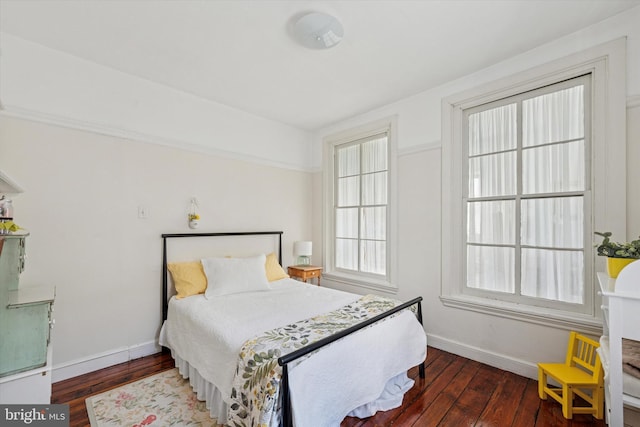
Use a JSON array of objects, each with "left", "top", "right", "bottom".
[{"left": 466, "top": 84, "right": 585, "bottom": 304}]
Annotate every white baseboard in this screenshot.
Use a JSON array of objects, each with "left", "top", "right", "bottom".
[
  {"left": 426, "top": 333, "right": 538, "bottom": 380},
  {"left": 52, "top": 341, "right": 160, "bottom": 383},
  {"left": 52, "top": 335, "right": 537, "bottom": 384},
  {"left": 46, "top": 336, "right": 637, "bottom": 427}
]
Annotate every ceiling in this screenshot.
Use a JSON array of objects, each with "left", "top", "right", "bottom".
[{"left": 1, "top": 0, "right": 639, "bottom": 131}]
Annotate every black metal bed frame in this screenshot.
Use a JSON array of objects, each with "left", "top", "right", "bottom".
[{"left": 161, "top": 231, "right": 425, "bottom": 427}]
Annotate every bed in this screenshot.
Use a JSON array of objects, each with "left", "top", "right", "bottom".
[{"left": 158, "top": 231, "right": 426, "bottom": 427}]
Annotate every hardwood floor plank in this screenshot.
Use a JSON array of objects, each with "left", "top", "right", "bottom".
[
  {"left": 410, "top": 357, "right": 482, "bottom": 427},
  {"left": 437, "top": 363, "right": 503, "bottom": 426},
  {"left": 475, "top": 370, "right": 528, "bottom": 426},
  {"left": 52, "top": 354, "right": 174, "bottom": 402},
  {"left": 511, "top": 380, "right": 542, "bottom": 427},
  {"left": 52, "top": 347, "right": 608, "bottom": 427},
  {"left": 387, "top": 350, "right": 461, "bottom": 426}
]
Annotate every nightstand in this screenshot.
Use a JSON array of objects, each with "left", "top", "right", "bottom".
[{"left": 288, "top": 265, "right": 322, "bottom": 286}]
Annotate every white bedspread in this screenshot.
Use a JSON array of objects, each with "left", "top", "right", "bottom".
[
  {"left": 160, "top": 279, "right": 360, "bottom": 399},
  {"left": 288, "top": 308, "right": 425, "bottom": 426},
  {"left": 159, "top": 278, "right": 426, "bottom": 425}
]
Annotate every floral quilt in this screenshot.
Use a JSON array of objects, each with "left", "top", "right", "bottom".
[{"left": 226, "top": 294, "right": 411, "bottom": 427}]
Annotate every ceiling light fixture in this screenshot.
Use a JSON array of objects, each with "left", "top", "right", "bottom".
[{"left": 293, "top": 12, "right": 343, "bottom": 50}]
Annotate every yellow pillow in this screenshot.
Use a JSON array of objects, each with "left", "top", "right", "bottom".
[
  {"left": 167, "top": 261, "right": 207, "bottom": 299},
  {"left": 265, "top": 253, "right": 289, "bottom": 282}
]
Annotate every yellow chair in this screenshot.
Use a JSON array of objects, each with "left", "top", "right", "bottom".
[{"left": 537, "top": 331, "right": 604, "bottom": 419}]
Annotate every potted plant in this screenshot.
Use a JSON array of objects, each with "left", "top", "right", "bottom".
[
  {"left": 595, "top": 231, "right": 640, "bottom": 278},
  {"left": 188, "top": 213, "right": 200, "bottom": 229},
  {"left": 188, "top": 197, "right": 200, "bottom": 229}
]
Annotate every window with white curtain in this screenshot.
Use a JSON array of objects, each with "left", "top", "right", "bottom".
[
  {"left": 441, "top": 39, "right": 627, "bottom": 333},
  {"left": 336, "top": 133, "right": 388, "bottom": 275},
  {"left": 324, "top": 118, "right": 397, "bottom": 291},
  {"left": 464, "top": 76, "right": 590, "bottom": 309}
]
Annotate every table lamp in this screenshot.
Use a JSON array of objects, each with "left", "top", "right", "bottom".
[{"left": 294, "top": 241, "right": 312, "bottom": 266}]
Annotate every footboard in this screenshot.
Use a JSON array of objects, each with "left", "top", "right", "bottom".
[{"left": 277, "top": 296, "right": 425, "bottom": 427}]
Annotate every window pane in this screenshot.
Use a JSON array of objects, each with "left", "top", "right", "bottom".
[
  {"left": 467, "top": 200, "right": 515, "bottom": 245},
  {"left": 361, "top": 240, "right": 386, "bottom": 275},
  {"left": 468, "top": 151, "right": 516, "bottom": 197},
  {"left": 337, "top": 145, "right": 360, "bottom": 177},
  {"left": 468, "top": 103, "right": 517, "bottom": 156},
  {"left": 336, "top": 208, "right": 358, "bottom": 238},
  {"left": 333, "top": 130, "right": 390, "bottom": 278},
  {"left": 361, "top": 207, "right": 386, "bottom": 240},
  {"left": 521, "top": 197, "right": 583, "bottom": 248},
  {"left": 521, "top": 249, "right": 583, "bottom": 304},
  {"left": 362, "top": 137, "right": 388, "bottom": 173},
  {"left": 336, "top": 238, "right": 357, "bottom": 270},
  {"left": 337, "top": 176, "right": 359, "bottom": 207},
  {"left": 467, "top": 245, "right": 514, "bottom": 293},
  {"left": 523, "top": 85, "right": 584, "bottom": 147},
  {"left": 522, "top": 141, "right": 584, "bottom": 194},
  {"left": 362, "top": 171, "right": 387, "bottom": 205}
]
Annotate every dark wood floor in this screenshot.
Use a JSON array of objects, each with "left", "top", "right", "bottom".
[{"left": 52, "top": 346, "right": 607, "bottom": 427}]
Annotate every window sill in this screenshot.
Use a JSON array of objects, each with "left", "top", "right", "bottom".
[
  {"left": 440, "top": 294, "right": 602, "bottom": 336},
  {"left": 322, "top": 272, "right": 398, "bottom": 295}
]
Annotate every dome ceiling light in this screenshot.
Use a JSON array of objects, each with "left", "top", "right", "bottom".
[{"left": 293, "top": 12, "right": 344, "bottom": 50}]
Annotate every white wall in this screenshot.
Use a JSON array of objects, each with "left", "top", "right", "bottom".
[
  {"left": 0, "top": 33, "right": 314, "bottom": 172},
  {"left": 0, "top": 116, "right": 313, "bottom": 380},
  {"left": 313, "top": 6, "right": 640, "bottom": 379},
  {"left": 0, "top": 29, "right": 319, "bottom": 380}
]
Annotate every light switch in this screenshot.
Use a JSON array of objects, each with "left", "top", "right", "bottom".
[{"left": 138, "top": 206, "right": 149, "bottom": 219}]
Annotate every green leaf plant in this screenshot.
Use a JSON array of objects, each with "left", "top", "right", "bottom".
[{"left": 595, "top": 231, "right": 640, "bottom": 259}]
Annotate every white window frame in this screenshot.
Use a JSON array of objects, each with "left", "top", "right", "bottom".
[
  {"left": 323, "top": 117, "right": 398, "bottom": 292},
  {"left": 441, "top": 38, "right": 627, "bottom": 334},
  {"left": 463, "top": 75, "right": 592, "bottom": 312}
]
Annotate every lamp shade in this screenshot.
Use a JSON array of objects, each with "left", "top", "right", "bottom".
[{"left": 294, "top": 241, "right": 313, "bottom": 256}]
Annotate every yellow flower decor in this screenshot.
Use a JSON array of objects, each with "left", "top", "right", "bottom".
[
  {"left": 0, "top": 220, "right": 20, "bottom": 233},
  {"left": 188, "top": 198, "right": 201, "bottom": 229}
]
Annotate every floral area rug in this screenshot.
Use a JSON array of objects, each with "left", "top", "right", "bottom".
[{"left": 85, "top": 368, "right": 221, "bottom": 426}]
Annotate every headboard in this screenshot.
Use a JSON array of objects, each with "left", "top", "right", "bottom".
[{"left": 161, "top": 231, "right": 283, "bottom": 321}]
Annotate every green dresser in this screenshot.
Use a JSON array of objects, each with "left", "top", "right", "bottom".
[{"left": 0, "top": 233, "right": 54, "bottom": 378}]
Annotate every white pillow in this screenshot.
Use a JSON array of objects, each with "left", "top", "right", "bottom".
[{"left": 202, "top": 254, "right": 270, "bottom": 298}]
